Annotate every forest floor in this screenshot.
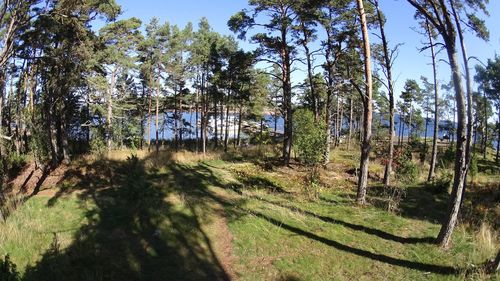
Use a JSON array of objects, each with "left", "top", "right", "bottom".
[{"left": 1, "top": 146, "right": 499, "bottom": 281}]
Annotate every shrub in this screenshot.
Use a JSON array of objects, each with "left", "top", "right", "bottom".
[
  {"left": 469, "top": 153, "right": 478, "bottom": 179},
  {"left": 0, "top": 150, "right": 28, "bottom": 182},
  {"left": 90, "top": 133, "right": 107, "bottom": 156},
  {"left": 395, "top": 159, "right": 419, "bottom": 184},
  {"left": 438, "top": 145, "right": 455, "bottom": 169},
  {"left": 293, "top": 109, "right": 327, "bottom": 166},
  {"left": 428, "top": 170, "right": 453, "bottom": 194}
]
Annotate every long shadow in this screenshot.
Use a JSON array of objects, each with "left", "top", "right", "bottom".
[
  {"left": 337, "top": 184, "right": 449, "bottom": 224},
  {"left": 250, "top": 210, "right": 459, "bottom": 275},
  {"left": 22, "top": 154, "right": 231, "bottom": 281},
  {"left": 245, "top": 195, "right": 435, "bottom": 244}
]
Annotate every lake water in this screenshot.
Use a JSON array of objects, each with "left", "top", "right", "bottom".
[{"left": 145, "top": 112, "right": 456, "bottom": 141}]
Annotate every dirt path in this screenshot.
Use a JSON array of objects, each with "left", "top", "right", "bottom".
[{"left": 210, "top": 212, "right": 238, "bottom": 281}]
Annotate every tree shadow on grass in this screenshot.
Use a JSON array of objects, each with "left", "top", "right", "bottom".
[
  {"left": 23, "top": 154, "right": 232, "bottom": 281},
  {"left": 244, "top": 195, "right": 435, "bottom": 244},
  {"left": 248, "top": 210, "right": 459, "bottom": 275},
  {"left": 335, "top": 184, "right": 449, "bottom": 225},
  {"left": 20, "top": 151, "right": 463, "bottom": 279}
]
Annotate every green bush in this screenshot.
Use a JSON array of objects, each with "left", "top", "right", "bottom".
[
  {"left": 90, "top": 132, "right": 107, "bottom": 155},
  {"left": 438, "top": 145, "right": 455, "bottom": 169},
  {"left": 0, "top": 150, "right": 28, "bottom": 182},
  {"left": 395, "top": 158, "right": 420, "bottom": 184},
  {"left": 428, "top": 170, "right": 453, "bottom": 194},
  {"left": 469, "top": 154, "right": 478, "bottom": 178},
  {"left": 293, "top": 109, "right": 327, "bottom": 166}
]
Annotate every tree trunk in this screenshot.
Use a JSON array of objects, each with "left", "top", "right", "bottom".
[
  {"left": 426, "top": 20, "right": 440, "bottom": 181},
  {"left": 356, "top": 0, "right": 373, "bottom": 205},
  {"left": 0, "top": 71, "right": 4, "bottom": 157},
  {"left": 301, "top": 23, "right": 318, "bottom": 121},
  {"left": 348, "top": 97, "right": 353, "bottom": 150},
  {"left": 482, "top": 90, "right": 487, "bottom": 159},
  {"left": 496, "top": 109, "right": 499, "bottom": 163},
  {"left": 237, "top": 105, "right": 242, "bottom": 147},
  {"left": 224, "top": 103, "right": 230, "bottom": 152},
  {"left": 436, "top": 31, "right": 469, "bottom": 248},
  {"left": 323, "top": 86, "right": 333, "bottom": 165},
  {"left": 281, "top": 27, "right": 293, "bottom": 165},
  {"left": 107, "top": 70, "right": 116, "bottom": 151},
  {"left": 155, "top": 83, "right": 160, "bottom": 153},
  {"left": 214, "top": 98, "right": 218, "bottom": 148},
  {"left": 195, "top": 87, "right": 200, "bottom": 154},
  {"left": 147, "top": 82, "right": 152, "bottom": 151}
]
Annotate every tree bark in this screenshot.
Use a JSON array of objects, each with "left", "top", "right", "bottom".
[
  {"left": 237, "top": 105, "right": 242, "bottom": 147},
  {"left": 281, "top": 26, "right": 293, "bottom": 165},
  {"left": 147, "top": 81, "right": 152, "bottom": 151},
  {"left": 155, "top": 82, "right": 160, "bottom": 153},
  {"left": 195, "top": 86, "right": 200, "bottom": 154},
  {"left": 348, "top": 97, "right": 353, "bottom": 150},
  {"left": 107, "top": 69, "right": 116, "bottom": 151},
  {"left": 356, "top": 0, "right": 373, "bottom": 205},
  {"left": 426, "top": 20, "right": 440, "bottom": 181}
]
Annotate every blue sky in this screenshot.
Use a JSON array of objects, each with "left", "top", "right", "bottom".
[{"left": 114, "top": 0, "right": 500, "bottom": 99}]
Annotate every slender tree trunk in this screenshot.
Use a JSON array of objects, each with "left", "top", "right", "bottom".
[
  {"left": 147, "top": 82, "right": 152, "bottom": 151},
  {"left": 195, "top": 87, "right": 200, "bottom": 154},
  {"left": 155, "top": 83, "right": 160, "bottom": 153},
  {"left": 237, "top": 105, "right": 242, "bottom": 147},
  {"left": 224, "top": 103, "right": 230, "bottom": 152},
  {"left": 174, "top": 87, "right": 179, "bottom": 150},
  {"left": 107, "top": 70, "right": 116, "bottom": 151},
  {"left": 436, "top": 30, "right": 469, "bottom": 248},
  {"left": 426, "top": 20, "right": 440, "bottom": 181},
  {"left": 301, "top": 23, "right": 318, "bottom": 121},
  {"left": 214, "top": 98, "right": 218, "bottom": 148},
  {"left": 356, "top": 0, "right": 373, "bottom": 205},
  {"left": 496, "top": 109, "right": 499, "bottom": 163},
  {"left": 179, "top": 86, "right": 184, "bottom": 148},
  {"left": 281, "top": 28, "right": 293, "bottom": 165},
  {"left": 482, "top": 90, "right": 487, "bottom": 159},
  {"left": 348, "top": 97, "right": 353, "bottom": 150},
  {"left": 373, "top": 0, "right": 396, "bottom": 188},
  {"left": 400, "top": 120, "right": 405, "bottom": 145},
  {"left": 323, "top": 86, "right": 333, "bottom": 165},
  {"left": 202, "top": 71, "right": 208, "bottom": 155},
  {"left": 451, "top": 2, "right": 473, "bottom": 195},
  {"left": 0, "top": 71, "right": 5, "bottom": 157}
]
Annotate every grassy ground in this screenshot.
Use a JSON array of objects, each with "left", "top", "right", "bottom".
[{"left": 1, "top": 147, "right": 498, "bottom": 280}]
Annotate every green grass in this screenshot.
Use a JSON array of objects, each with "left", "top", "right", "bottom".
[{"left": 1, "top": 148, "right": 498, "bottom": 280}]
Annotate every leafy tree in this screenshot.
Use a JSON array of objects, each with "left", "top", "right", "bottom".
[
  {"left": 475, "top": 56, "right": 500, "bottom": 163},
  {"left": 229, "top": 0, "right": 297, "bottom": 165},
  {"left": 98, "top": 17, "right": 142, "bottom": 151},
  {"left": 406, "top": 0, "right": 487, "bottom": 248},
  {"left": 293, "top": 108, "right": 327, "bottom": 166}
]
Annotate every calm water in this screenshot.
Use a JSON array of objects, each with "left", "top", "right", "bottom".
[{"left": 145, "top": 112, "right": 455, "bottom": 141}]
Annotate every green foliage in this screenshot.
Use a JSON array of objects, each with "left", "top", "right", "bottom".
[
  {"left": 469, "top": 154, "right": 478, "bottom": 178},
  {"left": 393, "top": 145, "right": 419, "bottom": 183},
  {"left": 0, "top": 149, "right": 27, "bottom": 182},
  {"left": 395, "top": 159, "right": 419, "bottom": 184},
  {"left": 28, "top": 128, "right": 51, "bottom": 165},
  {"left": 90, "top": 129, "right": 107, "bottom": 156},
  {"left": 428, "top": 170, "right": 453, "bottom": 194},
  {"left": 293, "top": 109, "right": 327, "bottom": 166},
  {"left": 438, "top": 145, "right": 455, "bottom": 169},
  {"left": 1, "top": 255, "right": 20, "bottom": 281},
  {"left": 409, "top": 140, "right": 428, "bottom": 163}
]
